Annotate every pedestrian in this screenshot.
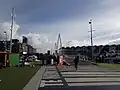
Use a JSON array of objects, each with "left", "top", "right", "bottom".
[
  {"left": 52, "top": 53, "right": 57, "bottom": 65},
  {"left": 22, "top": 56, "right": 25, "bottom": 67},
  {"left": 58, "top": 55, "right": 64, "bottom": 66},
  {"left": 74, "top": 56, "right": 79, "bottom": 71},
  {"left": 6, "top": 60, "right": 9, "bottom": 67},
  {"left": 43, "top": 54, "right": 45, "bottom": 65},
  {"left": 56, "top": 55, "right": 59, "bottom": 65}
]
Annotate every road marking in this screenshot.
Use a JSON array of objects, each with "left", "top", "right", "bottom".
[
  {"left": 65, "top": 78, "right": 120, "bottom": 82},
  {"left": 39, "top": 65, "right": 120, "bottom": 88},
  {"left": 68, "top": 82, "right": 120, "bottom": 86}
]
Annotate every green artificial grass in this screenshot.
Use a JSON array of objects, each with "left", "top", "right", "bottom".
[
  {"left": 98, "top": 63, "right": 120, "bottom": 70},
  {"left": 0, "top": 66, "right": 40, "bottom": 90}
]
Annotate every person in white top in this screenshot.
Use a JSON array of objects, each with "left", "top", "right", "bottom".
[
  {"left": 58, "top": 55, "right": 64, "bottom": 66},
  {"left": 58, "top": 55, "right": 70, "bottom": 66}
]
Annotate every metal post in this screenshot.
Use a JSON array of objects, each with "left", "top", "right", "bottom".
[
  {"left": 10, "top": 8, "right": 15, "bottom": 53},
  {"left": 89, "top": 19, "right": 94, "bottom": 61},
  {"left": 4, "top": 31, "right": 7, "bottom": 51},
  {"left": 54, "top": 42, "right": 57, "bottom": 54}
]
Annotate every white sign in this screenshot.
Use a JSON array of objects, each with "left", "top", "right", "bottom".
[{"left": 23, "top": 52, "right": 27, "bottom": 54}]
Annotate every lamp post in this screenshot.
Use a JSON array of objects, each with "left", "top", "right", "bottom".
[
  {"left": 4, "top": 31, "right": 7, "bottom": 51},
  {"left": 10, "top": 8, "right": 15, "bottom": 53},
  {"left": 89, "top": 19, "right": 94, "bottom": 61}
]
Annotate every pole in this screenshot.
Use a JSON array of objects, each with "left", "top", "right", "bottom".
[
  {"left": 10, "top": 8, "right": 15, "bottom": 53},
  {"left": 89, "top": 19, "right": 94, "bottom": 61},
  {"left": 6, "top": 32, "right": 7, "bottom": 51},
  {"left": 4, "top": 31, "right": 7, "bottom": 51}
]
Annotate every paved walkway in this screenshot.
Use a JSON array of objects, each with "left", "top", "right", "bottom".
[
  {"left": 23, "top": 66, "right": 45, "bottom": 90},
  {"left": 38, "top": 65, "right": 120, "bottom": 89},
  {"left": 23, "top": 64, "right": 120, "bottom": 90}
]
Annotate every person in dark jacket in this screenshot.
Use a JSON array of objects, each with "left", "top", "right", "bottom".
[
  {"left": 52, "top": 53, "right": 57, "bottom": 65},
  {"left": 56, "top": 55, "right": 59, "bottom": 65},
  {"left": 74, "top": 56, "right": 79, "bottom": 71},
  {"left": 22, "top": 56, "right": 25, "bottom": 67}
]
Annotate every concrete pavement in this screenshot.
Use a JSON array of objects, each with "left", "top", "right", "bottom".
[
  {"left": 23, "top": 66, "right": 45, "bottom": 90},
  {"left": 39, "top": 65, "right": 120, "bottom": 89},
  {"left": 23, "top": 63, "right": 120, "bottom": 90}
]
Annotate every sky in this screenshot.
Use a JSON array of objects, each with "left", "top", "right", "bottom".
[{"left": 0, "top": 0, "right": 120, "bottom": 53}]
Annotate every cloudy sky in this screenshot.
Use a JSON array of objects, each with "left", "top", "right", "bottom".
[{"left": 0, "top": 0, "right": 120, "bottom": 53}]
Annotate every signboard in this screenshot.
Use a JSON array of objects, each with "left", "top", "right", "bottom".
[
  {"left": 23, "top": 52, "right": 27, "bottom": 54},
  {"left": 9, "top": 53, "right": 19, "bottom": 66}
]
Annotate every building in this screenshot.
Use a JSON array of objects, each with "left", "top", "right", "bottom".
[
  {"left": 27, "top": 45, "right": 34, "bottom": 55},
  {"left": 22, "top": 36, "right": 28, "bottom": 54},
  {"left": 12, "top": 39, "right": 22, "bottom": 53},
  {"left": 22, "top": 43, "right": 28, "bottom": 54},
  {"left": 0, "top": 41, "right": 5, "bottom": 51},
  {"left": 32, "top": 48, "right": 36, "bottom": 54},
  {"left": 22, "top": 36, "right": 28, "bottom": 43},
  {"left": 116, "top": 45, "right": 120, "bottom": 53},
  {"left": 109, "top": 45, "right": 116, "bottom": 53},
  {"left": 22, "top": 36, "right": 36, "bottom": 55},
  {"left": 0, "top": 36, "right": 37, "bottom": 55},
  {"left": 0, "top": 39, "right": 22, "bottom": 53}
]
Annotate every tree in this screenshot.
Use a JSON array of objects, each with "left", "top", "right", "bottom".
[
  {"left": 61, "top": 47, "right": 65, "bottom": 49},
  {"left": 0, "top": 41, "right": 5, "bottom": 51},
  {"left": 71, "top": 46, "right": 76, "bottom": 50}
]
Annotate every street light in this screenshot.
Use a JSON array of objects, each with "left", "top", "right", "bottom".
[
  {"left": 89, "top": 19, "right": 94, "bottom": 61},
  {"left": 4, "top": 31, "right": 7, "bottom": 51},
  {"left": 10, "top": 8, "right": 15, "bottom": 53}
]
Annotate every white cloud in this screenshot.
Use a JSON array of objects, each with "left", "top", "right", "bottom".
[
  {"left": 0, "top": 21, "right": 20, "bottom": 40},
  {"left": 64, "top": 39, "right": 90, "bottom": 47},
  {"left": 0, "top": 21, "right": 53, "bottom": 53},
  {"left": 24, "top": 0, "right": 120, "bottom": 48},
  {"left": 1, "top": 0, "right": 120, "bottom": 53},
  {"left": 109, "top": 38, "right": 120, "bottom": 45},
  {"left": 21, "top": 32, "right": 53, "bottom": 53},
  {"left": 17, "top": 5, "right": 120, "bottom": 49}
]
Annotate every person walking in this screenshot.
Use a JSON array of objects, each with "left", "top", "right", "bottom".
[
  {"left": 52, "top": 53, "right": 57, "bottom": 65},
  {"left": 58, "top": 55, "right": 63, "bottom": 66},
  {"left": 22, "top": 56, "right": 25, "bottom": 67},
  {"left": 56, "top": 55, "right": 59, "bottom": 65},
  {"left": 74, "top": 56, "right": 79, "bottom": 71}
]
